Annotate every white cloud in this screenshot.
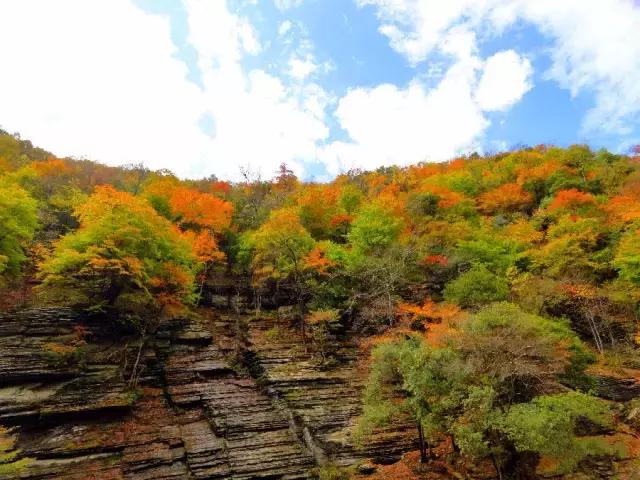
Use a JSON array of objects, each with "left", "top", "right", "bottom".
[
  {"left": 0, "top": 0, "right": 330, "bottom": 180},
  {"left": 315, "top": 5, "right": 535, "bottom": 174},
  {"left": 3, "top": 0, "right": 635, "bottom": 183},
  {"left": 321, "top": 52, "right": 488, "bottom": 174},
  {"left": 273, "top": 0, "right": 303, "bottom": 10},
  {"left": 182, "top": 0, "right": 259, "bottom": 72},
  {"left": 476, "top": 50, "right": 532, "bottom": 111},
  {"left": 357, "top": 0, "right": 640, "bottom": 134},
  {"left": 319, "top": 23, "right": 531, "bottom": 174},
  {"left": 287, "top": 53, "right": 332, "bottom": 81},
  {"left": 0, "top": 0, "right": 206, "bottom": 178},
  {"left": 184, "top": 0, "right": 330, "bottom": 180},
  {"left": 358, "top": 0, "right": 485, "bottom": 65},
  {"left": 289, "top": 55, "right": 319, "bottom": 80},
  {"left": 278, "top": 20, "right": 293, "bottom": 36}
]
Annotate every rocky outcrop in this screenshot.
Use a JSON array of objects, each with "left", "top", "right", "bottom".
[
  {"left": 212, "top": 311, "right": 417, "bottom": 467},
  {"left": 158, "top": 321, "right": 314, "bottom": 479},
  {"left": 1, "top": 306, "right": 416, "bottom": 479},
  {"left": 4, "top": 307, "right": 637, "bottom": 480},
  {"left": 591, "top": 374, "right": 640, "bottom": 401},
  {"left": 0, "top": 308, "right": 314, "bottom": 479}
]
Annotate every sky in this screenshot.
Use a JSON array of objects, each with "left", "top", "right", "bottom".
[{"left": 0, "top": 0, "right": 639, "bottom": 181}]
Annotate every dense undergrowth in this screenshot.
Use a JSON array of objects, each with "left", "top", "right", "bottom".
[{"left": 1, "top": 130, "right": 640, "bottom": 478}]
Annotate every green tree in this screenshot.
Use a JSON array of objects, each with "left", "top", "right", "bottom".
[
  {"left": 358, "top": 303, "right": 600, "bottom": 477},
  {"left": 356, "top": 336, "right": 466, "bottom": 463},
  {"left": 444, "top": 265, "right": 509, "bottom": 308},
  {"left": 456, "top": 237, "right": 520, "bottom": 274},
  {"left": 348, "top": 204, "right": 402, "bottom": 255},
  {"left": 38, "top": 185, "right": 197, "bottom": 323},
  {"left": 500, "top": 392, "right": 615, "bottom": 474},
  {"left": 0, "top": 179, "right": 38, "bottom": 278},
  {"left": 249, "top": 208, "right": 315, "bottom": 337},
  {"left": 614, "top": 228, "right": 640, "bottom": 284}
]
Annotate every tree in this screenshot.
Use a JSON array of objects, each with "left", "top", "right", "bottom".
[
  {"left": 528, "top": 216, "right": 603, "bottom": 279},
  {"left": 143, "top": 180, "right": 233, "bottom": 295},
  {"left": 356, "top": 336, "right": 465, "bottom": 463},
  {"left": 499, "top": 392, "right": 615, "bottom": 473},
  {"left": 548, "top": 188, "right": 596, "bottom": 212},
  {"left": 614, "top": 228, "right": 640, "bottom": 284},
  {"left": 456, "top": 237, "right": 520, "bottom": 274},
  {"left": 344, "top": 207, "right": 419, "bottom": 327},
  {"left": 478, "top": 183, "right": 533, "bottom": 214},
  {"left": 444, "top": 265, "right": 509, "bottom": 308},
  {"left": 21, "top": 158, "right": 86, "bottom": 234},
  {"left": 169, "top": 186, "right": 232, "bottom": 295},
  {"left": 348, "top": 203, "right": 403, "bottom": 255},
  {"left": 38, "top": 185, "right": 197, "bottom": 322},
  {"left": 296, "top": 184, "right": 341, "bottom": 239},
  {"left": 271, "top": 162, "right": 298, "bottom": 204},
  {"left": 169, "top": 186, "right": 232, "bottom": 232},
  {"left": 358, "top": 303, "right": 602, "bottom": 478},
  {"left": 0, "top": 179, "right": 38, "bottom": 278},
  {"left": 604, "top": 194, "right": 640, "bottom": 223},
  {"left": 397, "top": 298, "right": 460, "bottom": 325},
  {"left": 250, "top": 208, "right": 315, "bottom": 337},
  {"left": 457, "top": 303, "right": 593, "bottom": 400},
  {"left": 407, "top": 191, "right": 440, "bottom": 218}
]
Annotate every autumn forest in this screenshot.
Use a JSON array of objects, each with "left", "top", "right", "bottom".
[{"left": 1, "top": 130, "right": 640, "bottom": 479}]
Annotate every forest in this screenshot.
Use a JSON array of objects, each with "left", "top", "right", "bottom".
[{"left": 1, "top": 129, "right": 640, "bottom": 479}]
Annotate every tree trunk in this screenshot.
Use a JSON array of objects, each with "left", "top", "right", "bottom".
[
  {"left": 491, "top": 453, "right": 503, "bottom": 480},
  {"left": 417, "top": 422, "right": 429, "bottom": 463},
  {"left": 585, "top": 310, "right": 604, "bottom": 353},
  {"left": 128, "top": 333, "right": 146, "bottom": 388},
  {"left": 450, "top": 434, "right": 460, "bottom": 454}
]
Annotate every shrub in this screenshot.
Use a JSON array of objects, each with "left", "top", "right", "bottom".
[{"left": 443, "top": 265, "right": 509, "bottom": 308}]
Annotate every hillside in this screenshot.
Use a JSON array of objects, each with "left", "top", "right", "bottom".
[{"left": 1, "top": 131, "right": 640, "bottom": 479}]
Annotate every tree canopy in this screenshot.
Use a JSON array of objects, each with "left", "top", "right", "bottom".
[{"left": 38, "top": 185, "right": 198, "bottom": 323}]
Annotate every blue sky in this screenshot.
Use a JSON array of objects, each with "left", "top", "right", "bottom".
[{"left": 1, "top": 0, "right": 639, "bottom": 180}]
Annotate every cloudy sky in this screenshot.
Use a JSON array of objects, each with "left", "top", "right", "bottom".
[{"left": 1, "top": 0, "right": 639, "bottom": 180}]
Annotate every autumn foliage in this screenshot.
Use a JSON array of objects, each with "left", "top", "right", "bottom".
[
  {"left": 169, "top": 186, "right": 232, "bottom": 231},
  {"left": 478, "top": 182, "right": 533, "bottom": 214},
  {"left": 548, "top": 188, "right": 596, "bottom": 211},
  {"left": 4, "top": 130, "right": 640, "bottom": 478},
  {"left": 37, "top": 185, "right": 198, "bottom": 320}
]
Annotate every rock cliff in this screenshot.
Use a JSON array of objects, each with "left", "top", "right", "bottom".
[{"left": 0, "top": 307, "right": 415, "bottom": 479}]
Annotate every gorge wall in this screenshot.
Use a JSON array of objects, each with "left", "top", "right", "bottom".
[{"left": 0, "top": 307, "right": 415, "bottom": 479}]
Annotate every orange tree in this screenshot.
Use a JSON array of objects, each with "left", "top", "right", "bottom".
[
  {"left": 143, "top": 179, "right": 233, "bottom": 295},
  {"left": 37, "top": 185, "right": 198, "bottom": 325},
  {"left": 169, "top": 185, "right": 232, "bottom": 294},
  {"left": 478, "top": 182, "right": 534, "bottom": 215}
]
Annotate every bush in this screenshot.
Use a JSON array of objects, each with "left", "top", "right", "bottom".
[
  {"left": 444, "top": 265, "right": 509, "bottom": 308},
  {"left": 306, "top": 309, "right": 341, "bottom": 362}
]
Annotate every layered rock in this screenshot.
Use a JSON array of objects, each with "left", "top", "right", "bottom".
[
  {"left": 0, "top": 307, "right": 420, "bottom": 479},
  {"left": 0, "top": 308, "right": 314, "bottom": 479},
  {"left": 159, "top": 321, "right": 314, "bottom": 479},
  {"left": 212, "top": 311, "right": 417, "bottom": 467}
]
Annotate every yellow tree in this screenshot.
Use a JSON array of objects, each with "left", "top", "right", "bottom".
[{"left": 38, "top": 185, "right": 197, "bottom": 321}]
